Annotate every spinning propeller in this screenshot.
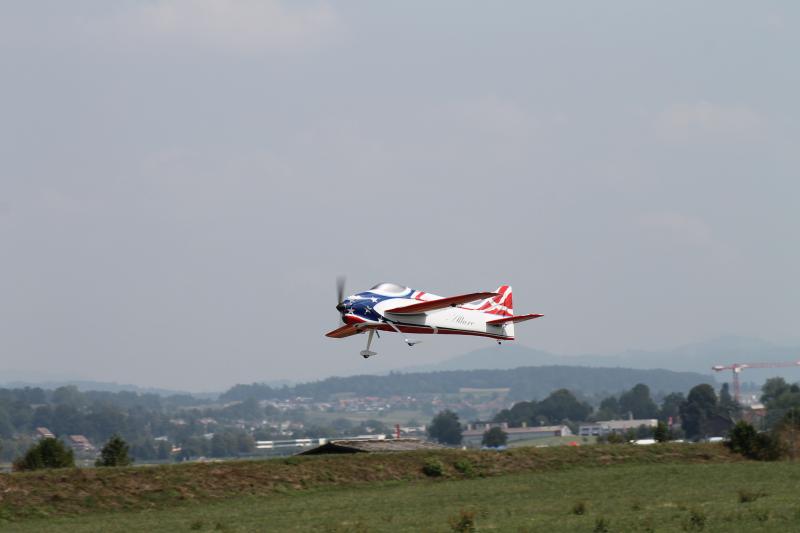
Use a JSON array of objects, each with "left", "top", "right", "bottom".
[{"left": 335, "top": 276, "right": 347, "bottom": 322}]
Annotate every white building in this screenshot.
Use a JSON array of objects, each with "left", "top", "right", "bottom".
[
  {"left": 462, "top": 422, "right": 572, "bottom": 446},
  {"left": 579, "top": 419, "right": 658, "bottom": 437}
]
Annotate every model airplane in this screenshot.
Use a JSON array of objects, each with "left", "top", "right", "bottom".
[{"left": 325, "top": 280, "right": 543, "bottom": 358}]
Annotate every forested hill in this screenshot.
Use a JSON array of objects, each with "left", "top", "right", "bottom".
[{"left": 221, "top": 366, "right": 713, "bottom": 402}]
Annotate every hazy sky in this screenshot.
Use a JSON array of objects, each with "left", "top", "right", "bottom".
[{"left": 1, "top": 1, "right": 798, "bottom": 391}]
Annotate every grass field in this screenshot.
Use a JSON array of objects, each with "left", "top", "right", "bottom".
[
  {"left": 5, "top": 461, "right": 800, "bottom": 532},
  {"left": 0, "top": 443, "right": 789, "bottom": 532}
]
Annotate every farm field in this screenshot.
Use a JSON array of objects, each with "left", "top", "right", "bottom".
[{"left": 5, "top": 461, "right": 799, "bottom": 532}]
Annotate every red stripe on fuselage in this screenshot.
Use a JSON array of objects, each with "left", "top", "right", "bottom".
[
  {"left": 344, "top": 313, "right": 514, "bottom": 341},
  {"left": 343, "top": 314, "right": 367, "bottom": 324}
]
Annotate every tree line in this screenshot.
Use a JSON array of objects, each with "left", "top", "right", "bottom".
[
  {"left": 427, "top": 380, "right": 785, "bottom": 445},
  {"left": 0, "top": 385, "right": 265, "bottom": 462}
]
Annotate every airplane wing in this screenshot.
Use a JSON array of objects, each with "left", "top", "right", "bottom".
[
  {"left": 384, "top": 292, "right": 498, "bottom": 315},
  {"left": 486, "top": 313, "right": 544, "bottom": 325},
  {"left": 324, "top": 324, "right": 362, "bottom": 338}
]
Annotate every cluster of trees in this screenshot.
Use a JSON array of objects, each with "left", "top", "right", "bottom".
[
  {"left": 595, "top": 384, "right": 661, "bottom": 420},
  {"left": 760, "top": 377, "right": 800, "bottom": 427},
  {"left": 13, "top": 438, "right": 76, "bottom": 471},
  {"left": 14, "top": 434, "right": 134, "bottom": 471},
  {"left": 428, "top": 410, "right": 463, "bottom": 445},
  {"left": 727, "top": 406, "right": 800, "bottom": 462},
  {"left": 428, "top": 382, "right": 751, "bottom": 445},
  {"left": 506, "top": 383, "right": 743, "bottom": 441},
  {"left": 0, "top": 386, "right": 282, "bottom": 462},
  {"left": 493, "top": 388, "right": 592, "bottom": 427},
  {"left": 677, "top": 384, "right": 738, "bottom": 439},
  {"left": 0, "top": 382, "right": 408, "bottom": 464}
]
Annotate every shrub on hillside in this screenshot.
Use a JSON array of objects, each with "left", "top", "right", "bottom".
[
  {"left": 454, "top": 458, "right": 475, "bottom": 477},
  {"left": 96, "top": 434, "right": 133, "bottom": 467},
  {"left": 726, "top": 421, "right": 783, "bottom": 461},
  {"left": 422, "top": 457, "right": 445, "bottom": 477},
  {"left": 13, "top": 438, "right": 75, "bottom": 471}
]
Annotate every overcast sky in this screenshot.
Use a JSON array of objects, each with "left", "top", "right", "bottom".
[{"left": 1, "top": 1, "right": 798, "bottom": 391}]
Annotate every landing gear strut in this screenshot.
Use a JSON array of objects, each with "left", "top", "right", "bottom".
[
  {"left": 386, "top": 321, "right": 421, "bottom": 347},
  {"left": 360, "top": 329, "right": 377, "bottom": 359}
]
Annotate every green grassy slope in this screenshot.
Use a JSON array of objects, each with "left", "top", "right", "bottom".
[
  {"left": 6, "top": 461, "right": 800, "bottom": 532},
  {"left": 0, "top": 444, "right": 740, "bottom": 522}
]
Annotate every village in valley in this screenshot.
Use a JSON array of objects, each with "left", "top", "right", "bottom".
[{"left": 4, "top": 370, "right": 781, "bottom": 467}]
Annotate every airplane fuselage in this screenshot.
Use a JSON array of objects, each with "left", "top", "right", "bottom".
[{"left": 341, "top": 288, "right": 515, "bottom": 340}]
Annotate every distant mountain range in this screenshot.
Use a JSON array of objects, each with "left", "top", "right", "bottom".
[
  {"left": 4, "top": 337, "right": 796, "bottom": 397},
  {"left": 0, "top": 378, "right": 295, "bottom": 398},
  {"left": 222, "top": 365, "right": 711, "bottom": 402},
  {"left": 401, "top": 336, "right": 800, "bottom": 385},
  {"left": 0, "top": 379, "right": 211, "bottom": 398}
]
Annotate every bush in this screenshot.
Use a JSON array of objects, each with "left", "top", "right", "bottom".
[
  {"left": 572, "top": 501, "right": 587, "bottom": 515},
  {"left": 96, "top": 434, "right": 133, "bottom": 467},
  {"left": 727, "top": 421, "right": 757, "bottom": 455},
  {"left": 726, "top": 421, "right": 783, "bottom": 461},
  {"left": 422, "top": 457, "right": 445, "bottom": 477},
  {"left": 13, "top": 438, "right": 75, "bottom": 471},
  {"left": 454, "top": 458, "right": 475, "bottom": 477}
]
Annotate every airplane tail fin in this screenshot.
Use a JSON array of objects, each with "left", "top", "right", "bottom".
[
  {"left": 476, "top": 285, "right": 514, "bottom": 317},
  {"left": 476, "top": 285, "right": 542, "bottom": 339}
]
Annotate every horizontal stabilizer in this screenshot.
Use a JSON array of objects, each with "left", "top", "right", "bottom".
[
  {"left": 385, "top": 292, "right": 498, "bottom": 315},
  {"left": 324, "top": 324, "right": 362, "bottom": 338},
  {"left": 486, "top": 313, "right": 544, "bottom": 326}
]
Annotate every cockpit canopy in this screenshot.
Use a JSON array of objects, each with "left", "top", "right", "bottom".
[{"left": 369, "top": 282, "right": 407, "bottom": 295}]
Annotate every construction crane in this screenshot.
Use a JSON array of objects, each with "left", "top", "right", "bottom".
[{"left": 711, "top": 360, "right": 800, "bottom": 404}]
